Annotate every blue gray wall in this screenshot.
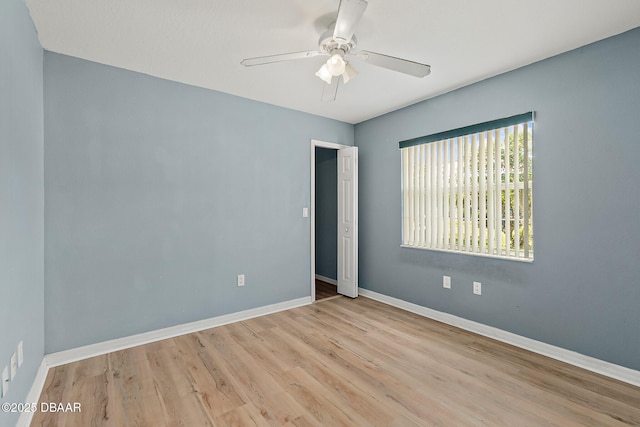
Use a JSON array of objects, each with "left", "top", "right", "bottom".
[
  {"left": 0, "top": 0, "right": 44, "bottom": 425},
  {"left": 315, "top": 147, "right": 337, "bottom": 280},
  {"left": 355, "top": 27, "right": 640, "bottom": 370},
  {"left": 43, "top": 53, "right": 353, "bottom": 353}
]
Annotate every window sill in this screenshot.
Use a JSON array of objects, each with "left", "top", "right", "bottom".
[{"left": 400, "top": 244, "right": 534, "bottom": 263}]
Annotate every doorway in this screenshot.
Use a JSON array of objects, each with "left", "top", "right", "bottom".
[
  {"left": 315, "top": 146, "right": 338, "bottom": 300},
  {"left": 310, "top": 139, "right": 358, "bottom": 301}
]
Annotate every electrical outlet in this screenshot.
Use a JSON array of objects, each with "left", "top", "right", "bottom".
[
  {"left": 237, "top": 274, "right": 245, "bottom": 287},
  {"left": 443, "top": 276, "right": 451, "bottom": 289},
  {"left": 473, "top": 281, "right": 482, "bottom": 295},
  {"left": 18, "top": 341, "right": 23, "bottom": 367},
  {"left": 2, "top": 366, "right": 8, "bottom": 397},
  {"left": 10, "top": 353, "right": 17, "bottom": 381}
]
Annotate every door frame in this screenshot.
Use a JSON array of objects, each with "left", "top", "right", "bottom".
[{"left": 310, "top": 139, "right": 351, "bottom": 301}]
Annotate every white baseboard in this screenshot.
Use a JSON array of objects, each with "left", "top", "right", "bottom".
[
  {"left": 45, "top": 296, "right": 312, "bottom": 368},
  {"left": 16, "top": 358, "right": 49, "bottom": 427},
  {"left": 315, "top": 274, "right": 337, "bottom": 286},
  {"left": 358, "top": 288, "right": 640, "bottom": 388}
]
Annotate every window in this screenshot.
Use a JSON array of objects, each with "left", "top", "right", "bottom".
[{"left": 399, "top": 113, "right": 534, "bottom": 261}]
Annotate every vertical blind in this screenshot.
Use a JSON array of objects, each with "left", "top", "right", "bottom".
[{"left": 399, "top": 113, "right": 534, "bottom": 261}]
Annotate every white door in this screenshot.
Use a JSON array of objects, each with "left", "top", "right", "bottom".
[{"left": 337, "top": 146, "right": 358, "bottom": 298}]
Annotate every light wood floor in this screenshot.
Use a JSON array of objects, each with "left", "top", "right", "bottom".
[{"left": 31, "top": 296, "right": 640, "bottom": 426}]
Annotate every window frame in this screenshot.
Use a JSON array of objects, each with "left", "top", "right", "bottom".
[{"left": 399, "top": 112, "right": 534, "bottom": 262}]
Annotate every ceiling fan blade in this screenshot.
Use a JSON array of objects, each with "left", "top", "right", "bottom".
[
  {"left": 321, "top": 78, "right": 340, "bottom": 102},
  {"left": 356, "top": 51, "right": 431, "bottom": 77},
  {"left": 241, "top": 50, "right": 324, "bottom": 67},
  {"left": 333, "top": 0, "right": 368, "bottom": 44}
]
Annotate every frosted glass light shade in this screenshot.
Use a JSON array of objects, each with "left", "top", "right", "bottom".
[
  {"left": 315, "top": 64, "right": 333, "bottom": 84},
  {"left": 326, "top": 54, "right": 346, "bottom": 76},
  {"left": 342, "top": 62, "right": 358, "bottom": 83}
]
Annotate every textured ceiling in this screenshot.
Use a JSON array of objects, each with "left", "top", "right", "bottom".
[{"left": 25, "top": 0, "right": 640, "bottom": 124}]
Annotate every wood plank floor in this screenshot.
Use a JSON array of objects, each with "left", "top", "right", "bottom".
[
  {"left": 31, "top": 296, "right": 640, "bottom": 426},
  {"left": 315, "top": 279, "right": 338, "bottom": 300}
]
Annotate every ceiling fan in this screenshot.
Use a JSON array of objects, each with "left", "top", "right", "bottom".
[{"left": 240, "top": 0, "right": 431, "bottom": 101}]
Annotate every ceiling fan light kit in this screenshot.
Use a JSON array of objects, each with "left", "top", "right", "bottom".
[
  {"left": 315, "top": 49, "right": 355, "bottom": 85},
  {"left": 241, "top": 0, "right": 431, "bottom": 100},
  {"left": 315, "top": 54, "right": 356, "bottom": 85}
]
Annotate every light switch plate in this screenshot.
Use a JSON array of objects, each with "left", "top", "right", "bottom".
[{"left": 302, "top": 207, "right": 309, "bottom": 218}]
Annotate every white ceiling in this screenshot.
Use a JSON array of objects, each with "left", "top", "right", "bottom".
[{"left": 25, "top": 0, "right": 640, "bottom": 124}]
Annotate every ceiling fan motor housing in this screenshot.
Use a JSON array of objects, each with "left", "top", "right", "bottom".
[{"left": 318, "top": 25, "right": 357, "bottom": 57}]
